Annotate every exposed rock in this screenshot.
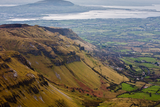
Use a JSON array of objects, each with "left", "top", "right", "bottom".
[
  {"left": 1, "top": 57, "right": 11, "bottom": 62},
  {"left": 80, "top": 46, "right": 85, "bottom": 51},
  {"left": 4, "top": 95, "right": 18, "bottom": 103},
  {"left": 51, "top": 59, "right": 64, "bottom": 66},
  {"left": 65, "top": 55, "right": 80, "bottom": 64},
  {"left": 37, "top": 44, "right": 57, "bottom": 59},
  {"left": 13, "top": 70, "right": 18, "bottom": 78},
  {"left": 30, "top": 86, "right": 39, "bottom": 94},
  {"left": 39, "top": 96, "right": 44, "bottom": 102},
  {"left": 38, "top": 74, "right": 49, "bottom": 86},
  {"left": 33, "top": 95, "right": 38, "bottom": 101},
  {"left": 0, "top": 63, "right": 10, "bottom": 69},
  {"left": 26, "top": 73, "right": 35, "bottom": 78},
  {"left": 55, "top": 72, "right": 61, "bottom": 80},
  {"left": 0, "top": 102, "right": 11, "bottom": 107},
  {"left": 51, "top": 55, "right": 80, "bottom": 66},
  {"left": 12, "top": 54, "right": 34, "bottom": 71},
  {"left": 44, "top": 27, "right": 82, "bottom": 40},
  {"left": 27, "top": 50, "right": 41, "bottom": 56}
]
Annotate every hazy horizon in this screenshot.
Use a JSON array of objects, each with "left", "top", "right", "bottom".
[{"left": 0, "top": 0, "right": 160, "bottom": 6}]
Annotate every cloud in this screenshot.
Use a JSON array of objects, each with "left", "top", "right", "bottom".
[
  {"left": 0, "top": 0, "right": 40, "bottom": 4},
  {"left": 67, "top": 0, "right": 160, "bottom": 5},
  {"left": 7, "top": 5, "right": 160, "bottom": 21}
]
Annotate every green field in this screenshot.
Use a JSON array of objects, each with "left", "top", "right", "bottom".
[
  {"left": 120, "top": 56, "right": 160, "bottom": 76},
  {"left": 138, "top": 57, "right": 157, "bottom": 62},
  {"left": 121, "top": 83, "right": 138, "bottom": 91},
  {"left": 118, "top": 85, "right": 160, "bottom": 101},
  {"left": 118, "top": 92, "right": 160, "bottom": 101},
  {"left": 142, "top": 86, "right": 160, "bottom": 93}
]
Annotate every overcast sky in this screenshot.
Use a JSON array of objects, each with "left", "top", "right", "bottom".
[
  {"left": 0, "top": 0, "right": 40, "bottom": 4},
  {"left": 0, "top": 0, "right": 160, "bottom": 5}
]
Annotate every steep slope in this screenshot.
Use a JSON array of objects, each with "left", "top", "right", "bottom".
[
  {"left": 0, "top": 24, "right": 128, "bottom": 102},
  {"left": 44, "top": 26, "right": 98, "bottom": 51},
  {"left": 0, "top": 51, "right": 78, "bottom": 107}
]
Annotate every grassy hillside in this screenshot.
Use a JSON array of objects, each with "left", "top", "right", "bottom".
[
  {"left": 0, "top": 24, "right": 131, "bottom": 106},
  {"left": 0, "top": 23, "right": 128, "bottom": 83},
  {"left": 0, "top": 51, "right": 78, "bottom": 107}
]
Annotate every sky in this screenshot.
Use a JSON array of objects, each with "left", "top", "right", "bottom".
[
  {"left": 69, "top": 0, "right": 160, "bottom": 5},
  {"left": 0, "top": 0, "right": 40, "bottom": 4},
  {"left": 0, "top": 0, "right": 160, "bottom": 5}
]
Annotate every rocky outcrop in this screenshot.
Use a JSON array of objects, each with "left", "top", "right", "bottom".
[
  {"left": 51, "top": 59, "right": 64, "bottom": 66},
  {"left": 65, "top": 55, "right": 80, "bottom": 64},
  {"left": 44, "top": 27, "right": 83, "bottom": 41},
  {"left": 0, "top": 63, "right": 10, "bottom": 69},
  {"left": 51, "top": 55, "right": 81, "bottom": 66},
  {"left": 0, "top": 24, "right": 84, "bottom": 67},
  {"left": 36, "top": 44, "right": 57, "bottom": 59},
  {"left": 12, "top": 54, "right": 34, "bottom": 71}
]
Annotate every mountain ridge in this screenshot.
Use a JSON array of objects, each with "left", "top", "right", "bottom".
[
  {"left": 0, "top": 24, "right": 131, "bottom": 106},
  {"left": 0, "top": 23, "right": 128, "bottom": 85}
]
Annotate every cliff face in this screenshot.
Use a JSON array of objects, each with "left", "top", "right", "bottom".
[
  {"left": 44, "top": 26, "right": 98, "bottom": 51},
  {"left": 44, "top": 27, "right": 82, "bottom": 40}
]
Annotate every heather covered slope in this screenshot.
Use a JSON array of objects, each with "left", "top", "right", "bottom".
[{"left": 0, "top": 51, "right": 78, "bottom": 107}]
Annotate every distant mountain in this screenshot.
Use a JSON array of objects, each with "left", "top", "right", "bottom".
[
  {"left": 30, "top": 0, "right": 74, "bottom": 6},
  {"left": 0, "top": 0, "right": 105, "bottom": 23}
]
